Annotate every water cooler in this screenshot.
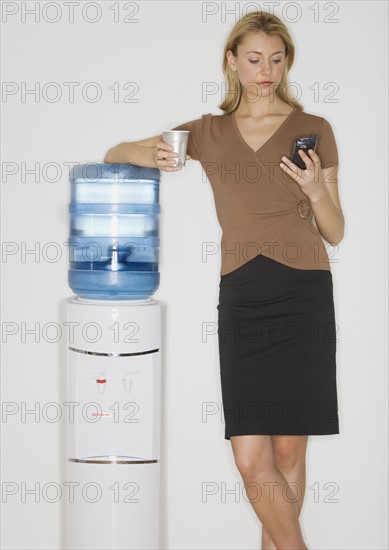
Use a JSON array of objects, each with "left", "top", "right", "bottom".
[{"left": 66, "top": 163, "right": 162, "bottom": 549}]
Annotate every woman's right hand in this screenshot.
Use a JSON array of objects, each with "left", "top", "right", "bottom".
[{"left": 152, "top": 141, "right": 191, "bottom": 172}]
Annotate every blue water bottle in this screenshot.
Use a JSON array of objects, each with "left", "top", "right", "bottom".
[{"left": 68, "top": 163, "right": 161, "bottom": 300}]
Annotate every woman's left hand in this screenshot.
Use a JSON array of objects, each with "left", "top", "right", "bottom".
[{"left": 279, "top": 149, "right": 323, "bottom": 201}]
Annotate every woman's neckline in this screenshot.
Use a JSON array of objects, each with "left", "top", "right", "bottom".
[{"left": 231, "top": 107, "right": 297, "bottom": 155}]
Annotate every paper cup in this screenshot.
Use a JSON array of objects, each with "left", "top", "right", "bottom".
[{"left": 162, "top": 130, "right": 190, "bottom": 167}]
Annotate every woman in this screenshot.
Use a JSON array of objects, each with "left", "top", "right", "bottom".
[{"left": 104, "top": 11, "right": 344, "bottom": 550}]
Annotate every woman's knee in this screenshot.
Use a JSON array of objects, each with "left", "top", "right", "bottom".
[
  {"left": 272, "top": 435, "right": 308, "bottom": 470},
  {"left": 230, "top": 435, "right": 275, "bottom": 479}
]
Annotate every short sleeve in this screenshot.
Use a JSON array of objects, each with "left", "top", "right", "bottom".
[
  {"left": 318, "top": 117, "right": 339, "bottom": 168},
  {"left": 171, "top": 114, "right": 211, "bottom": 161}
]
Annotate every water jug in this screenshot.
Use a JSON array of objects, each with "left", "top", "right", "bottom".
[{"left": 68, "top": 163, "right": 161, "bottom": 300}]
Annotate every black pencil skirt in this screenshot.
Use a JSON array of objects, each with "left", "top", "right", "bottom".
[{"left": 217, "top": 253, "right": 340, "bottom": 440}]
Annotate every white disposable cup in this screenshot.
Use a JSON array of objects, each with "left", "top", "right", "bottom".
[{"left": 162, "top": 130, "right": 190, "bottom": 167}]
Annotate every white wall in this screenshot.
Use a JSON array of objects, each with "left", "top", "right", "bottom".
[{"left": 1, "top": 1, "right": 387, "bottom": 549}]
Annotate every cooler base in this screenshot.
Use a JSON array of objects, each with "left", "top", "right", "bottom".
[{"left": 67, "top": 460, "right": 160, "bottom": 549}]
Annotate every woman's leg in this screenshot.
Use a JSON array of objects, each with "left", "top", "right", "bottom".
[
  {"left": 261, "top": 435, "right": 309, "bottom": 550},
  {"left": 230, "top": 434, "right": 308, "bottom": 550}
]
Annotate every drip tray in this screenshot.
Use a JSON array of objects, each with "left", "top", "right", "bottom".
[{"left": 68, "top": 455, "right": 158, "bottom": 464}]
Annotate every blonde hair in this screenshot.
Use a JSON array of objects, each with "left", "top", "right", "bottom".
[{"left": 218, "top": 11, "right": 303, "bottom": 113}]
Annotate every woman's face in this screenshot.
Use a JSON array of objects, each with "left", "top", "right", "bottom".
[{"left": 227, "top": 32, "right": 288, "bottom": 100}]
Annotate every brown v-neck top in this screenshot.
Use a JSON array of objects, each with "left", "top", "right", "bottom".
[{"left": 171, "top": 108, "right": 339, "bottom": 276}]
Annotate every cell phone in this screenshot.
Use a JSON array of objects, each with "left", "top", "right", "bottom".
[{"left": 291, "top": 135, "right": 318, "bottom": 170}]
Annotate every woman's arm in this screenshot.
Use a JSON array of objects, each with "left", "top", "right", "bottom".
[
  {"left": 280, "top": 151, "right": 345, "bottom": 246},
  {"left": 104, "top": 134, "right": 161, "bottom": 167},
  {"left": 104, "top": 134, "right": 184, "bottom": 171},
  {"left": 309, "top": 165, "right": 345, "bottom": 246}
]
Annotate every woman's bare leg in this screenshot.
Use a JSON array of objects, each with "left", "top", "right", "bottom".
[
  {"left": 230, "top": 435, "right": 308, "bottom": 550},
  {"left": 261, "top": 435, "right": 309, "bottom": 550}
]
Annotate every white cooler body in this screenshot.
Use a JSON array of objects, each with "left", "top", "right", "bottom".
[{"left": 66, "top": 297, "right": 162, "bottom": 550}]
